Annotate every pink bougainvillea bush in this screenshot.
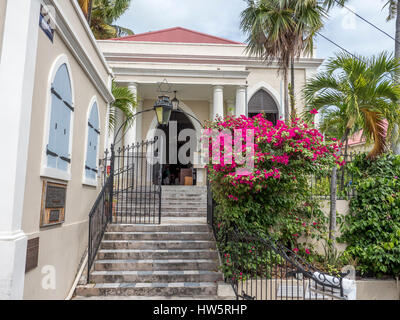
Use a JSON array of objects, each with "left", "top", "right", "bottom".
[{"left": 203, "top": 114, "right": 342, "bottom": 249}]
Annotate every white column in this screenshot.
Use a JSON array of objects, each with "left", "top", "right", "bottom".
[
  {"left": 212, "top": 85, "right": 224, "bottom": 120},
  {"left": 235, "top": 86, "right": 247, "bottom": 116},
  {"left": 124, "top": 82, "right": 138, "bottom": 145},
  {"left": 105, "top": 75, "right": 113, "bottom": 151},
  {"left": 0, "top": 0, "right": 41, "bottom": 299},
  {"left": 136, "top": 98, "right": 143, "bottom": 143}
]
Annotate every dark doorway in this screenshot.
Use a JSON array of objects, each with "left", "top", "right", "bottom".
[
  {"left": 248, "top": 89, "right": 279, "bottom": 125},
  {"left": 157, "top": 111, "right": 196, "bottom": 186}
]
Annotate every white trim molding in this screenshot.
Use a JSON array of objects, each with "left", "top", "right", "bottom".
[
  {"left": 40, "top": 54, "right": 74, "bottom": 182},
  {"left": 42, "top": 0, "right": 114, "bottom": 103}
]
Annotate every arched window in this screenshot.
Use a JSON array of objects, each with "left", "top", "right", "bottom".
[
  {"left": 46, "top": 63, "right": 73, "bottom": 171},
  {"left": 85, "top": 101, "right": 100, "bottom": 181},
  {"left": 248, "top": 89, "right": 279, "bottom": 125}
]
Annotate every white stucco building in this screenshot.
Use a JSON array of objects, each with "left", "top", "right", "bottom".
[
  {"left": 99, "top": 26, "right": 323, "bottom": 186},
  {"left": 0, "top": 1, "right": 323, "bottom": 300}
]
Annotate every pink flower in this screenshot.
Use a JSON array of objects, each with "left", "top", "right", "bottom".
[
  {"left": 310, "top": 109, "right": 318, "bottom": 115},
  {"left": 293, "top": 248, "right": 299, "bottom": 253},
  {"left": 305, "top": 249, "right": 311, "bottom": 255}
]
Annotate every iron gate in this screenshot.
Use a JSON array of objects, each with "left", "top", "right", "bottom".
[
  {"left": 87, "top": 139, "right": 162, "bottom": 282},
  {"left": 110, "top": 140, "right": 162, "bottom": 224}
]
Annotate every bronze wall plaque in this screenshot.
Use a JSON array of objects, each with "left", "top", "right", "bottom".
[
  {"left": 40, "top": 180, "right": 67, "bottom": 227},
  {"left": 25, "top": 237, "right": 39, "bottom": 272},
  {"left": 49, "top": 210, "right": 60, "bottom": 222},
  {"left": 45, "top": 185, "right": 66, "bottom": 208}
]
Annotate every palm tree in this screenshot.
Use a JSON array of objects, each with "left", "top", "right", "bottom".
[
  {"left": 240, "top": 0, "right": 325, "bottom": 123},
  {"left": 109, "top": 82, "right": 137, "bottom": 132},
  {"left": 303, "top": 51, "right": 400, "bottom": 241},
  {"left": 78, "top": 0, "right": 93, "bottom": 22},
  {"left": 78, "top": 0, "right": 134, "bottom": 39}
]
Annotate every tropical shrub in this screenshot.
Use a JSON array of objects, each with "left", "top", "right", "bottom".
[
  {"left": 204, "top": 115, "right": 341, "bottom": 252},
  {"left": 340, "top": 153, "right": 400, "bottom": 277}
]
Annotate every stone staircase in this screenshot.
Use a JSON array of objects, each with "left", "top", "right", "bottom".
[{"left": 74, "top": 186, "right": 234, "bottom": 300}]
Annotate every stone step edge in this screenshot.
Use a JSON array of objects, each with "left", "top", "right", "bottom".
[
  {"left": 99, "top": 249, "right": 216, "bottom": 253},
  {"left": 90, "top": 270, "right": 221, "bottom": 275},
  {"left": 104, "top": 232, "right": 210, "bottom": 235},
  {"left": 73, "top": 295, "right": 235, "bottom": 300},
  {"left": 91, "top": 282, "right": 217, "bottom": 289},
  {"left": 95, "top": 259, "right": 217, "bottom": 264}
]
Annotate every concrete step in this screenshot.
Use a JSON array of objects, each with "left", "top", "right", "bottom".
[
  {"left": 103, "top": 232, "right": 212, "bottom": 241},
  {"left": 161, "top": 211, "right": 207, "bottom": 217},
  {"left": 101, "top": 240, "right": 216, "bottom": 250},
  {"left": 162, "top": 197, "right": 206, "bottom": 202},
  {"left": 97, "top": 249, "right": 219, "bottom": 260},
  {"left": 88, "top": 270, "right": 223, "bottom": 283},
  {"left": 161, "top": 217, "right": 207, "bottom": 224},
  {"left": 93, "top": 259, "right": 219, "bottom": 271},
  {"left": 74, "top": 295, "right": 235, "bottom": 300},
  {"left": 75, "top": 282, "right": 217, "bottom": 297},
  {"left": 107, "top": 223, "right": 210, "bottom": 233},
  {"left": 114, "top": 206, "right": 207, "bottom": 212},
  {"left": 162, "top": 186, "right": 207, "bottom": 191}
]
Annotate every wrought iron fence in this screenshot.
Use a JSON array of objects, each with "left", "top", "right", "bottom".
[
  {"left": 87, "top": 138, "right": 162, "bottom": 282},
  {"left": 206, "top": 184, "right": 352, "bottom": 300},
  {"left": 221, "top": 228, "right": 350, "bottom": 300},
  {"left": 310, "top": 152, "right": 357, "bottom": 200}
]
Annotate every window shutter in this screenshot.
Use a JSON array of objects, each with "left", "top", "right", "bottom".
[
  {"left": 47, "top": 63, "right": 73, "bottom": 171},
  {"left": 85, "top": 103, "right": 99, "bottom": 180}
]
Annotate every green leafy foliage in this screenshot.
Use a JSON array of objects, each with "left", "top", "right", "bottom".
[{"left": 340, "top": 153, "right": 400, "bottom": 277}]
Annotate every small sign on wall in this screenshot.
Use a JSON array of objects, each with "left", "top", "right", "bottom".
[
  {"left": 39, "top": 4, "right": 55, "bottom": 42},
  {"left": 40, "top": 180, "right": 67, "bottom": 227},
  {"left": 25, "top": 237, "right": 39, "bottom": 273}
]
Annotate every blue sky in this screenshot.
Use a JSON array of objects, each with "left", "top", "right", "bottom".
[{"left": 115, "top": 0, "right": 396, "bottom": 60}]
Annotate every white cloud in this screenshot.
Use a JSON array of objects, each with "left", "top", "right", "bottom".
[{"left": 116, "top": 0, "right": 396, "bottom": 59}]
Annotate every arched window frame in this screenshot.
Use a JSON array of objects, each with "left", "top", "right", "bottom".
[
  {"left": 82, "top": 96, "right": 101, "bottom": 187},
  {"left": 41, "top": 54, "right": 74, "bottom": 181},
  {"left": 247, "top": 82, "right": 282, "bottom": 120}
]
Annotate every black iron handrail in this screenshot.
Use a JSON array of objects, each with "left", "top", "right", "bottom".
[{"left": 87, "top": 174, "right": 113, "bottom": 283}]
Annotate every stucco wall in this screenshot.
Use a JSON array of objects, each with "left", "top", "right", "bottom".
[
  {"left": 21, "top": 18, "right": 108, "bottom": 300},
  {"left": 55, "top": 0, "right": 110, "bottom": 82},
  {"left": 246, "top": 66, "right": 310, "bottom": 117},
  {"left": 299, "top": 200, "right": 350, "bottom": 255},
  {"left": 0, "top": 0, "right": 7, "bottom": 57}
]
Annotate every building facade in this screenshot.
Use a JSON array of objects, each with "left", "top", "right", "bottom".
[
  {"left": 0, "top": 0, "right": 113, "bottom": 299},
  {"left": 0, "top": 3, "right": 323, "bottom": 300},
  {"left": 98, "top": 27, "right": 323, "bottom": 186}
]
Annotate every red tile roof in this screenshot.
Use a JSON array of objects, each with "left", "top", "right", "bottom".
[
  {"left": 110, "top": 27, "right": 243, "bottom": 45},
  {"left": 347, "top": 119, "right": 388, "bottom": 146}
]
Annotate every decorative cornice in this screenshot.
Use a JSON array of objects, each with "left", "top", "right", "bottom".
[
  {"left": 112, "top": 67, "right": 250, "bottom": 80},
  {"left": 103, "top": 52, "right": 324, "bottom": 69},
  {"left": 44, "top": 0, "right": 114, "bottom": 103}
]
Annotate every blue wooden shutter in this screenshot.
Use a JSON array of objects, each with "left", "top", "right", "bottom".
[
  {"left": 47, "top": 63, "right": 73, "bottom": 171},
  {"left": 85, "top": 102, "right": 99, "bottom": 180}
]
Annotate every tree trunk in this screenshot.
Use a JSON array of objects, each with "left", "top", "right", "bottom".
[
  {"left": 395, "top": 1, "right": 400, "bottom": 59},
  {"left": 392, "top": 0, "right": 400, "bottom": 154},
  {"left": 329, "top": 128, "right": 350, "bottom": 243},
  {"left": 339, "top": 137, "right": 349, "bottom": 192},
  {"left": 290, "top": 57, "right": 296, "bottom": 121},
  {"left": 283, "top": 69, "right": 290, "bottom": 124},
  {"left": 87, "top": 0, "right": 94, "bottom": 25}
]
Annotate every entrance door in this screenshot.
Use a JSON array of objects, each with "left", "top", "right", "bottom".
[{"left": 156, "top": 111, "right": 196, "bottom": 186}]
